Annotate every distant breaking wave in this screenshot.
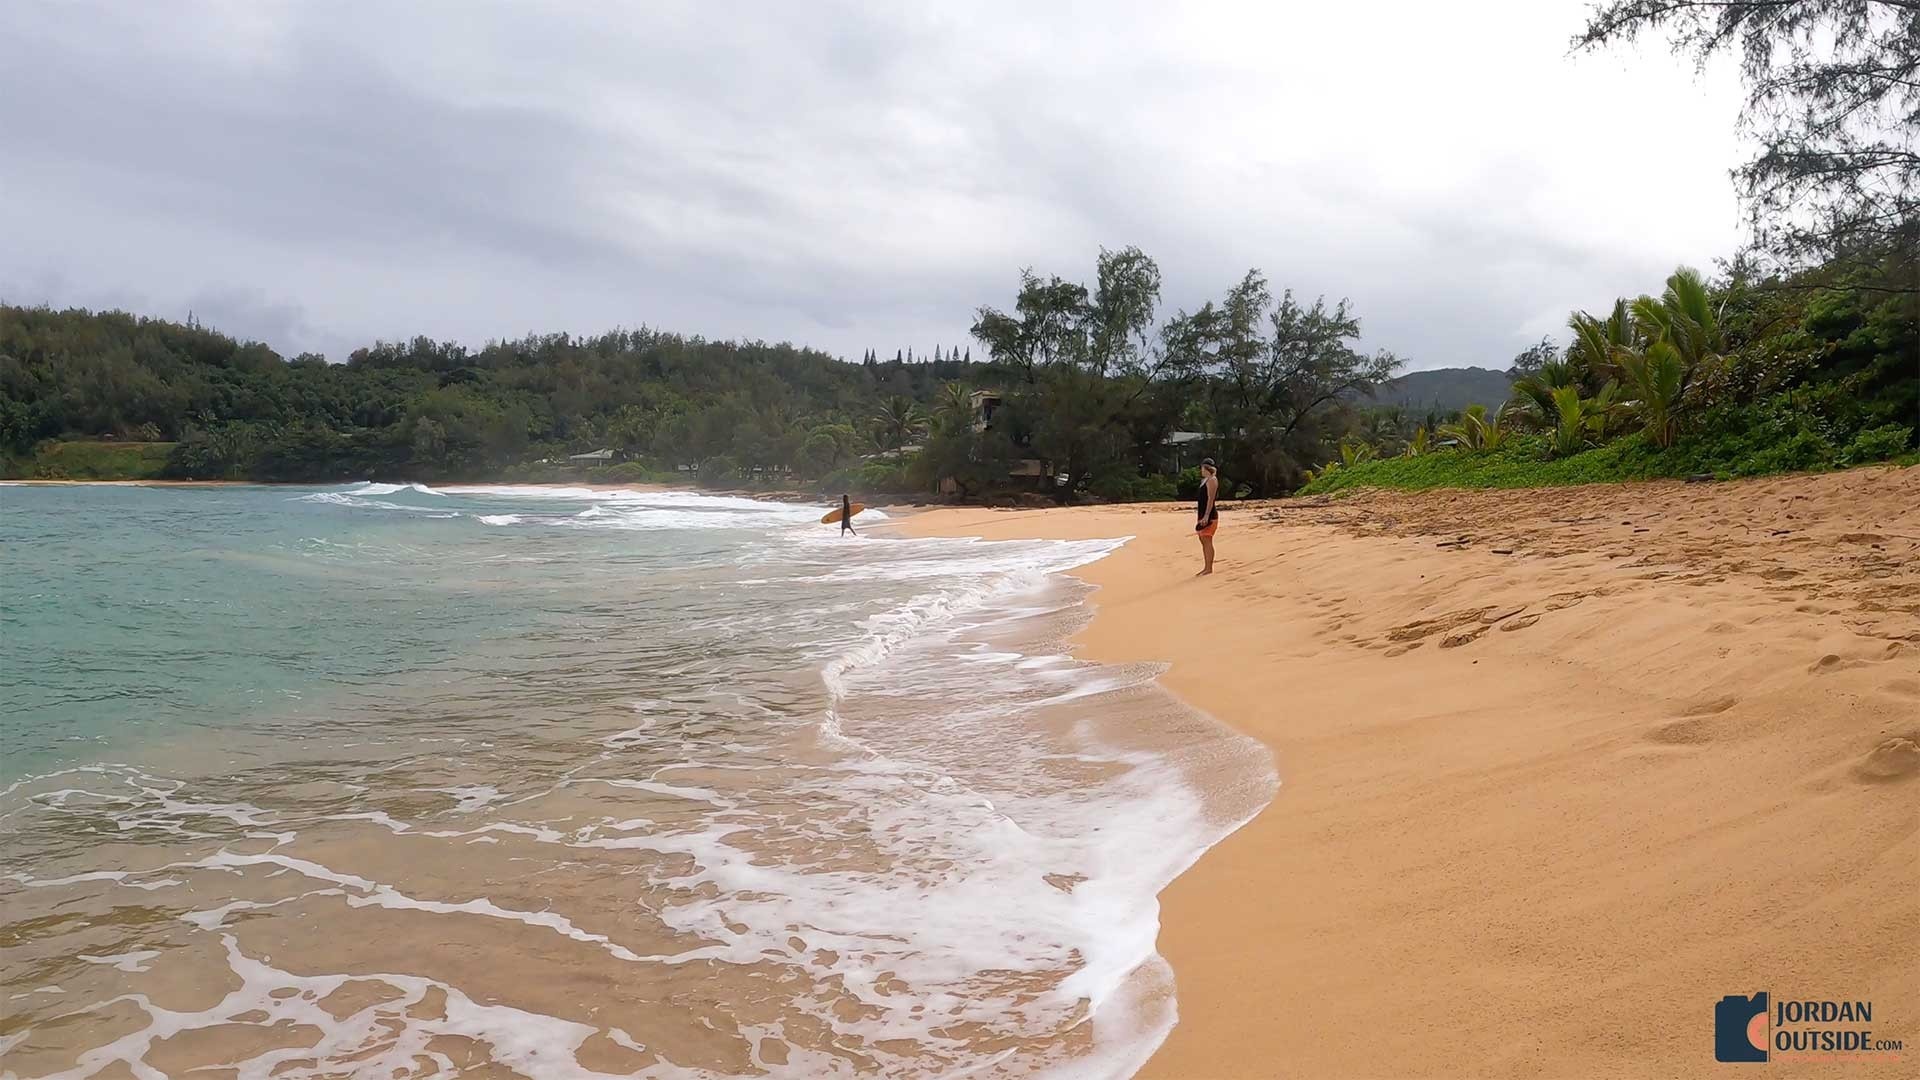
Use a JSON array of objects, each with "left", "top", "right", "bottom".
[
  {"left": 351, "top": 482, "right": 444, "bottom": 496},
  {"left": 294, "top": 483, "right": 863, "bottom": 533}
]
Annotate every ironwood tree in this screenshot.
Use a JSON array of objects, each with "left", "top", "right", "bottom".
[{"left": 1575, "top": 0, "right": 1918, "bottom": 288}]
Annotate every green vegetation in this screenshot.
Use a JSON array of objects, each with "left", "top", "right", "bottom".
[
  {"left": 0, "top": 308, "right": 988, "bottom": 486},
  {"left": 1, "top": 241, "right": 1415, "bottom": 498},
  {"left": 1303, "top": 255, "right": 1915, "bottom": 494},
  {"left": 947, "top": 252, "right": 1401, "bottom": 499},
  {"left": 3, "top": 439, "right": 176, "bottom": 480},
  {"left": 1304, "top": 408, "right": 1914, "bottom": 496},
  {"left": 3, "top": 245, "right": 1908, "bottom": 496}
]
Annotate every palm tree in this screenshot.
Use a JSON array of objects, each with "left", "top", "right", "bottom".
[
  {"left": 1404, "top": 425, "right": 1431, "bottom": 458},
  {"left": 1617, "top": 340, "right": 1689, "bottom": 448},
  {"left": 1366, "top": 407, "right": 1408, "bottom": 455},
  {"left": 1614, "top": 267, "right": 1727, "bottom": 449},
  {"left": 932, "top": 382, "right": 974, "bottom": 434},
  {"left": 871, "top": 395, "right": 929, "bottom": 451},
  {"left": 1586, "top": 380, "right": 1630, "bottom": 442},
  {"left": 1639, "top": 266, "right": 1724, "bottom": 366},
  {"left": 1505, "top": 359, "right": 1584, "bottom": 431},
  {"left": 1566, "top": 299, "right": 1638, "bottom": 387},
  {"left": 1545, "top": 384, "right": 1629, "bottom": 458},
  {"left": 1440, "top": 404, "right": 1507, "bottom": 451}
]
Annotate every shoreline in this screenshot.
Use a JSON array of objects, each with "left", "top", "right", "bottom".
[{"left": 899, "top": 465, "right": 1918, "bottom": 1078}]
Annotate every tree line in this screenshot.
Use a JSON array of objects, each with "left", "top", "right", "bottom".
[
  {"left": 0, "top": 311, "right": 991, "bottom": 485},
  {"left": 2, "top": 229, "right": 1909, "bottom": 495},
  {"left": 1302, "top": 248, "right": 1915, "bottom": 491},
  {"left": 0, "top": 238, "right": 1422, "bottom": 497}
]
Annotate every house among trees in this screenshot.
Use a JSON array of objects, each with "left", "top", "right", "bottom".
[
  {"left": 1162, "top": 431, "right": 1218, "bottom": 472},
  {"left": 968, "top": 389, "right": 1002, "bottom": 433}
]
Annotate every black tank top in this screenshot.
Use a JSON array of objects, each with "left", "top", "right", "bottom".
[{"left": 1196, "top": 479, "right": 1217, "bottom": 522}]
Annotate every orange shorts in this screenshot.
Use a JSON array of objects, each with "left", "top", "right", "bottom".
[{"left": 1197, "top": 518, "right": 1218, "bottom": 538}]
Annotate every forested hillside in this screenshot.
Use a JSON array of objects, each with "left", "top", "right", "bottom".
[
  {"left": 3, "top": 233, "right": 1912, "bottom": 497},
  {"left": 0, "top": 308, "right": 985, "bottom": 483},
  {"left": 0, "top": 244, "right": 1417, "bottom": 495}
]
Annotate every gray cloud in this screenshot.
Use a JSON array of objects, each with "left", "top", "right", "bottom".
[{"left": 0, "top": 1, "right": 1746, "bottom": 370}]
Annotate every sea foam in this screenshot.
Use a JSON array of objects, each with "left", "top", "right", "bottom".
[{"left": 0, "top": 487, "right": 1274, "bottom": 1078}]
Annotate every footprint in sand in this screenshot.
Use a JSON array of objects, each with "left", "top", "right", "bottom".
[
  {"left": 1644, "top": 697, "right": 1740, "bottom": 746},
  {"left": 1810, "top": 641, "right": 1908, "bottom": 674},
  {"left": 1460, "top": 607, "right": 1546, "bottom": 647},
  {"left": 1679, "top": 695, "right": 1739, "bottom": 716},
  {"left": 1542, "top": 592, "right": 1587, "bottom": 611},
  {"left": 1802, "top": 771, "right": 1844, "bottom": 794},
  {"left": 1440, "top": 626, "right": 1488, "bottom": 648},
  {"left": 1385, "top": 607, "right": 1493, "bottom": 643},
  {"left": 1646, "top": 717, "right": 1718, "bottom": 745},
  {"left": 1853, "top": 735, "right": 1920, "bottom": 784}
]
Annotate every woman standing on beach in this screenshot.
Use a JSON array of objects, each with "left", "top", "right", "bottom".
[{"left": 1195, "top": 459, "right": 1218, "bottom": 575}]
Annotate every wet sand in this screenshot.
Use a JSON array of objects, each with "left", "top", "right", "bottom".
[{"left": 897, "top": 465, "right": 1919, "bottom": 1078}]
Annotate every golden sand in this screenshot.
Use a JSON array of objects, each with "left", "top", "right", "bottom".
[{"left": 897, "top": 465, "right": 1919, "bottom": 1078}]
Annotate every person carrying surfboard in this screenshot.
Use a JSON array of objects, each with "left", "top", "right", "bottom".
[
  {"left": 1194, "top": 459, "right": 1218, "bottom": 575},
  {"left": 820, "top": 495, "right": 864, "bottom": 533}
]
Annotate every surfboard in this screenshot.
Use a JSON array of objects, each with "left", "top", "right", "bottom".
[{"left": 820, "top": 502, "right": 866, "bottom": 524}]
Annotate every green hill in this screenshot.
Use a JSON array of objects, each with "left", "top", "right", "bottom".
[
  {"left": 0, "top": 305, "right": 984, "bottom": 483},
  {"left": 1365, "top": 366, "right": 1515, "bottom": 415}
]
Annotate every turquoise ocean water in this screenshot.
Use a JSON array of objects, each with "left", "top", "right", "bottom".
[{"left": 0, "top": 483, "right": 1272, "bottom": 1078}]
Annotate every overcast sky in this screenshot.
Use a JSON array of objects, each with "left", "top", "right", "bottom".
[{"left": 0, "top": 1, "right": 1747, "bottom": 371}]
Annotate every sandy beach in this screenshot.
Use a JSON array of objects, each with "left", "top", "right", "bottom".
[{"left": 898, "top": 466, "right": 1918, "bottom": 1078}]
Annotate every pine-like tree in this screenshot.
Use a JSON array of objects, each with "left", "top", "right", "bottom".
[{"left": 1576, "top": 0, "right": 1918, "bottom": 280}]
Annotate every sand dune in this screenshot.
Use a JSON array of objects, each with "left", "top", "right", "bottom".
[{"left": 899, "top": 465, "right": 1917, "bottom": 1078}]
